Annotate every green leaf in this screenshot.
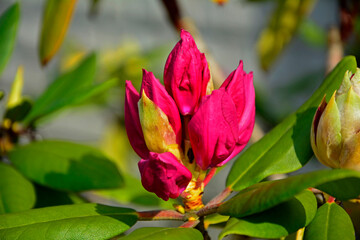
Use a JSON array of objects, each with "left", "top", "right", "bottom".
[
  {"left": 0, "top": 2, "right": 19, "bottom": 76},
  {"left": 220, "top": 169, "right": 360, "bottom": 218},
  {"left": 94, "top": 173, "right": 176, "bottom": 209},
  {"left": 34, "top": 184, "right": 85, "bottom": 208},
  {"left": 118, "top": 227, "right": 203, "bottom": 240},
  {"left": 8, "top": 140, "right": 124, "bottom": 191},
  {"left": 0, "top": 163, "right": 36, "bottom": 214},
  {"left": 219, "top": 190, "right": 317, "bottom": 239},
  {"left": 23, "top": 54, "right": 116, "bottom": 125},
  {"left": 0, "top": 203, "right": 137, "bottom": 240},
  {"left": 227, "top": 56, "right": 357, "bottom": 191},
  {"left": 39, "top": 0, "right": 77, "bottom": 66},
  {"left": 299, "top": 19, "right": 327, "bottom": 47},
  {"left": 257, "top": 0, "right": 315, "bottom": 70},
  {"left": 304, "top": 203, "right": 355, "bottom": 240}
]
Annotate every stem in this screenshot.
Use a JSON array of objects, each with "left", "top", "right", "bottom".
[
  {"left": 195, "top": 217, "right": 211, "bottom": 240},
  {"left": 137, "top": 210, "right": 184, "bottom": 221},
  {"left": 196, "top": 203, "right": 220, "bottom": 218},
  {"left": 203, "top": 168, "right": 216, "bottom": 187}
]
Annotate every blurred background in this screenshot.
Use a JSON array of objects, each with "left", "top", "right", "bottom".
[{"left": 0, "top": 0, "right": 358, "bottom": 237}]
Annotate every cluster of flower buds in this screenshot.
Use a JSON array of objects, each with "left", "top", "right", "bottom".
[
  {"left": 311, "top": 69, "right": 360, "bottom": 171},
  {"left": 125, "top": 30, "right": 255, "bottom": 202}
]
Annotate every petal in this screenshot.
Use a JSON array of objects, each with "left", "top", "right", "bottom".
[
  {"left": 164, "top": 29, "right": 209, "bottom": 115},
  {"left": 141, "top": 69, "right": 182, "bottom": 145},
  {"left": 316, "top": 92, "right": 342, "bottom": 168},
  {"left": 124, "top": 81, "right": 149, "bottom": 159},
  {"left": 138, "top": 90, "right": 179, "bottom": 156},
  {"left": 138, "top": 152, "right": 192, "bottom": 201},
  {"left": 188, "top": 90, "right": 238, "bottom": 169}
]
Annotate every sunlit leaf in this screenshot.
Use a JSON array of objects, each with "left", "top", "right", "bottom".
[
  {"left": 7, "top": 66, "right": 23, "bottom": 108},
  {"left": 118, "top": 227, "right": 203, "bottom": 240},
  {"left": 220, "top": 169, "right": 360, "bottom": 218},
  {"left": 39, "top": 0, "right": 77, "bottom": 65},
  {"left": 304, "top": 203, "right": 355, "bottom": 240},
  {"left": 8, "top": 140, "right": 124, "bottom": 191},
  {"left": 257, "top": 0, "right": 316, "bottom": 70},
  {"left": 227, "top": 56, "right": 357, "bottom": 191},
  {"left": 219, "top": 190, "right": 316, "bottom": 239},
  {"left": 0, "top": 203, "right": 137, "bottom": 240},
  {"left": 0, "top": 2, "right": 19, "bottom": 76},
  {"left": 94, "top": 173, "right": 176, "bottom": 209},
  {"left": 0, "top": 162, "right": 36, "bottom": 214}
]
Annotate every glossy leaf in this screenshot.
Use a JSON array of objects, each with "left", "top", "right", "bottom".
[
  {"left": 343, "top": 200, "right": 360, "bottom": 236},
  {"left": 0, "top": 163, "right": 36, "bottom": 214},
  {"left": 257, "top": 0, "right": 315, "bottom": 70},
  {"left": 220, "top": 169, "right": 360, "bottom": 218},
  {"left": 219, "top": 190, "right": 316, "bottom": 239},
  {"left": 8, "top": 140, "right": 124, "bottom": 191},
  {"left": 227, "top": 56, "right": 357, "bottom": 191},
  {"left": 204, "top": 213, "right": 229, "bottom": 229},
  {"left": 118, "top": 227, "right": 203, "bottom": 240},
  {"left": 0, "top": 203, "right": 137, "bottom": 240},
  {"left": 304, "top": 203, "right": 355, "bottom": 240},
  {"left": 39, "top": 0, "right": 77, "bottom": 65},
  {"left": 34, "top": 184, "right": 85, "bottom": 208},
  {"left": 94, "top": 173, "right": 175, "bottom": 209},
  {"left": 0, "top": 3, "right": 19, "bottom": 75},
  {"left": 23, "top": 54, "right": 116, "bottom": 125}
]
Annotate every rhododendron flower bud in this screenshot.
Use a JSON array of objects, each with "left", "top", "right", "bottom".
[
  {"left": 138, "top": 152, "right": 192, "bottom": 201},
  {"left": 219, "top": 61, "right": 255, "bottom": 165},
  {"left": 164, "top": 29, "right": 211, "bottom": 115},
  {"left": 124, "top": 70, "right": 182, "bottom": 159},
  {"left": 311, "top": 69, "right": 360, "bottom": 171},
  {"left": 188, "top": 90, "right": 239, "bottom": 169}
]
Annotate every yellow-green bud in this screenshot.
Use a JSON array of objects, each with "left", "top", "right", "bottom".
[{"left": 311, "top": 69, "right": 360, "bottom": 171}]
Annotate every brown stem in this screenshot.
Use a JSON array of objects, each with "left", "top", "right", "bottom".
[
  {"left": 160, "top": 0, "right": 182, "bottom": 31},
  {"left": 195, "top": 217, "right": 211, "bottom": 240},
  {"left": 137, "top": 210, "right": 184, "bottom": 221}
]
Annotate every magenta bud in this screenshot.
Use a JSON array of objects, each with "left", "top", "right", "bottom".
[
  {"left": 138, "top": 152, "right": 192, "bottom": 201},
  {"left": 188, "top": 90, "right": 239, "bottom": 169},
  {"left": 164, "top": 29, "right": 211, "bottom": 115},
  {"left": 124, "top": 80, "right": 149, "bottom": 159},
  {"left": 218, "top": 61, "right": 255, "bottom": 166}
]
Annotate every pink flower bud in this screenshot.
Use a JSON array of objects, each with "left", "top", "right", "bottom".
[
  {"left": 218, "top": 61, "right": 255, "bottom": 166},
  {"left": 164, "top": 29, "right": 211, "bottom": 115},
  {"left": 188, "top": 90, "right": 239, "bottom": 169},
  {"left": 124, "top": 80, "right": 149, "bottom": 159},
  {"left": 138, "top": 152, "right": 192, "bottom": 201}
]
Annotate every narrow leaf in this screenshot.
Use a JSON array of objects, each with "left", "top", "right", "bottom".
[
  {"left": 0, "top": 2, "right": 19, "bottom": 75},
  {"left": 39, "top": 0, "right": 77, "bottom": 65},
  {"left": 227, "top": 56, "right": 357, "bottom": 191},
  {"left": 118, "top": 227, "right": 203, "bottom": 240},
  {"left": 23, "top": 54, "right": 115, "bottom": 125},
  {"left": 0, "top": 163, "right": 36, "bottom": 214},
  {"left": 0, "top": 203, "right": 137, "bottom": 240},
  {"left": 7, "top": 66, "right": 23, "bottom": 108},
  {"left": 257, "top": 0, "right": 315, "bottom": 70},
  {"left": 304, "top": 203, "right": 355, "bottom": 240},
  {"left": 219, "top": 190, "right": 317, "bottom": 239},
  {"left": 220, "top": 169, "right": 360, "bottom": 218},
  {"left": 8, "top": 140, "right": 124, "bottom": 191}
]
